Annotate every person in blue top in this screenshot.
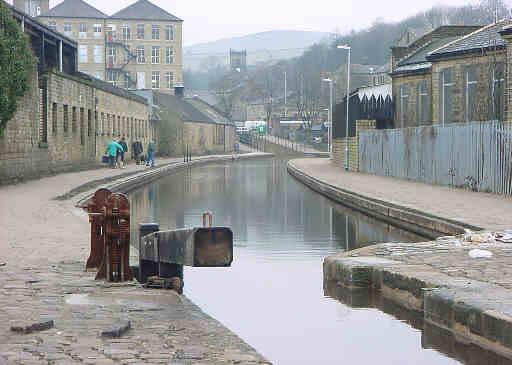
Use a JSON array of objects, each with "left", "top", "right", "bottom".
[
  {"left": 105, "top": 139, "right": 124, "bottom": 169},
  {"left": 146, "top": 139, "right": 155, "bottom": 167}
]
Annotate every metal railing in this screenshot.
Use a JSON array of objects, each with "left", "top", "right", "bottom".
[{"left": 359, "top": 121, "right": 512, "bottom": 195}]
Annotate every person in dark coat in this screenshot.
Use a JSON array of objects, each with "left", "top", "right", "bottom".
[{"left": 119, "top": 137, "right": 128, "bottom": 168}]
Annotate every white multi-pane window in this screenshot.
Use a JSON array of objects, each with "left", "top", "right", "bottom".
[
  {"left": 165, "top": 25, "right": 173, "bottom": 40},
  {"left": 107, "top": 47, "right": 117, "bottom": 66},
  {"left": 165, "top": 72, "right": 174, "bottom": 89},
  {"left": 152, "top": 25, "right": 160, "bottom": 40},
  {"left": 64, "top": 22, "right": 72, "bottom": 37},
  {"left": 95, "top": 71, "right": 103, "bottom": 80},
  {"left": 137, "top": 24, "right": 145, "bottom": 39},
  {"left": 440, "top": 69, "right": 453, "bottom": 125},
  {"left": 417, "top": 81, "right": 429, "bottom": 125},
  {"left": 93, "top": 24, "right": 102, "bottom": 39},
  {"left": 121, "top": 25, "right": 131, "bottom": 40},
  {"left": 79, "top": 23, "right": 87, "bottom": 39},
  {"left": 94, "top": 45, "right": 102, "bottom": 64},
  {"left": 399, "top": 84, "right": 408, "bottom": 128},
  {"left": 78, "top": 45, "right": 88, "bottom": 63},
  {"left": 166, "top": 47, "right": 174, "bottom": 64},
  {"left": 48, "top": 21, "right": 56, "bottom": 31},
  {"left": 465, "top": 68, "right": 477, "bottom": 122},
  {"left": 136, "top": 46, "right": 145, "bottom": 63},
  {"left": 151, "top": 46, "right": 160, "bottom": 64},
  {"left": 152, "top": 71, "right": 160, "bottom": 89}
]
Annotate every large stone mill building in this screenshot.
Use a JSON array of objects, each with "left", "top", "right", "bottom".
[{"left": 14, "top": 0, "right": 184, "bottom": 95}]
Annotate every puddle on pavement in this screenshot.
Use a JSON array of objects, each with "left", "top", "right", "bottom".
[{"left": 65, "top": 293, "right": 179, "bottom": 310}]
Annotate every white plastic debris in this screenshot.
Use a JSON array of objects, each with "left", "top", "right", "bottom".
[{"left": 468, "top": 249, "right": 493, "bottom": 258}]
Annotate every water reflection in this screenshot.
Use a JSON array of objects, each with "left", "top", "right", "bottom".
[
  {"left": 129, "top": 159, "right": 469, "bottom": 365},
  {"left": 324, "top": 280, "right": 512, "bottom": 365}
]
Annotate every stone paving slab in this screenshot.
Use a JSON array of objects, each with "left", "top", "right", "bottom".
[{"left": 0, "top": 152, "right": 273, "bottom": 365}]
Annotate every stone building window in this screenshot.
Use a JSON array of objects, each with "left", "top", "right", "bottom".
[
  {"left": 94, "top": 111, "right": 98, "bottom": 136},
  {"left": 79, "top": 45, "right": 88, "bottom": 64},
  {"left": 107, "top": 114, "right": 111, "bottom": 135},
  {"left": 48, "top": 21, "right": 56, "bottom": 31},
  {"left": 93, "top": 24, "right": 102, "bottom": 39},
  {"left": 137, "top": 24, "right": 145, "bottom": 40},
  {"left": 152, "top": 25, "right": 160, "bottom": 40},
  {"left": 136, "top": 46, "right": 145, "bottom": 63},
  {"left": 101, "top": 113, "right": 105, "bottom": 135},
  {"left": 121, "top": 25, "right": 131, "bottom": 40},
  {"left": 117, "top": 116, "right": 121, "bottom": 137},
  {"left": 152, "top": 71, "right": 160, "bottom": 89},
  {"left": 464, "top": 67, "right": 477, "bottom": 122},
  {"left": 416, "top": 81, "right": 429, "bottom": 125},
  {"left": 165, "top": 25, "right": 174, "bottom": 41},
  {"left": 399, "top": 84, "right": 408, "bottom": 128},
  {"left": 80, "top": 108, "right": 85, "bottom": 145},
  {"left": 88, "top": 110, "right": 92, "bottom": 137},
  {"left": 72, "top": 107, "right": 77, "bottom": 134},
  {"left": 492, "top": 62, "right": 505, "bottom": 121},
  {"left": 64, "top": 23, "right": 72, "bottom": 37},
  {"left": 152, "top": 46, "right": 160, "bottom": 64},
  {"left": 107, "top": 47, "right": 117, "bottom": 66},
  {"left": 63, "top": 105, "right": 69, "bottom": 134},
  {"left": 166, "top": 72, "right": 173, "bottom": 89},
  {"left": 94, "top": 45, "right": 102, "bottom": 64},
  {"left": 79, "top": 23, "right": 87, "bottom": 39},
  {"left": 52, "top": 103, "right": 58, "bottom": 135},
  {"left": 440, "top": 69, "right": 453, "bottom": 125},
  {"left": 166, "top": 47, "right": 174, "bottom": 64}
]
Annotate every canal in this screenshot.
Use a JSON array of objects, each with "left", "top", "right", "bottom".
[{"left": 129, "top": 158, "right": 465, "bottom": 365}]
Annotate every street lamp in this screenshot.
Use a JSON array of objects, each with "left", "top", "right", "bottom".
[
  {"left": 322, "top": 78, "right": 333, "bottom": 157},
  {"left": 338, "top": 44, "right": 351, "bottom": 170}
]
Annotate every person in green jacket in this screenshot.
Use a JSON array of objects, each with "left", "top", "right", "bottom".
[
  {"left": 146, "top": 139, "right": 155, "bottom": 167},
  {"left": 105, "top": 139, "right": 124, "bottom": 169}
]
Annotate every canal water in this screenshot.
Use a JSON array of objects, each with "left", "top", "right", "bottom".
[{"left": 129, "top": 159, "right": 468, "bottom": 365}]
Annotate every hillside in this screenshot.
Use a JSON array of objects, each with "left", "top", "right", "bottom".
[{"left": 184, "top": 30, "right": 333, "bottom": 70}]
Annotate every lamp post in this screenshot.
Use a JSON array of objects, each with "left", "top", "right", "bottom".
[
  {"left": 322, "top": 79, "right": 333, "bottom": 157},
  {"left": 338, "top": 44, "right": 351, "bottom": 170}
]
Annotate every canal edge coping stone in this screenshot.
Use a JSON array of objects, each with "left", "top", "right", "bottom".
[{"left": 286, "top": 159, "right": 482, "bottom": 238}]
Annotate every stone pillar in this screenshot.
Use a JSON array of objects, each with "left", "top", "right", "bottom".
[{"left": 499, "top": 26, "right": 512, "bottom": 122}]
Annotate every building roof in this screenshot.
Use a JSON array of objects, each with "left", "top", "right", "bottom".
[
  {"left": 152, "top": 92, "right": 216, "bottom": 124},
  {"left": 185, "top": 97, "right": 232, "bottom": 125},
  {"left": 357, "top": 84, "right": 392, "bottom": 101},
  {"left": 39, "top": 0, "right": 107, "bottom": 18},
  {"left": 429, "top": 20, "right": 511, "bottom": 59},
  {"left": 110, "top": 0, "right": 182, "bottom": 22},
  {"left": 6, "top": 1, "right": 77, "bottom": 48},
  {"left": 397, "top": 36, "right": 461, "bottom": 67},
  {"left": 77, "top": 73, "right": 148, "bottom": 105}
]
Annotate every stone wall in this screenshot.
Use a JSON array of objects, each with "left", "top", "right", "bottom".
[
  {"left": 431, "top": 51, "right": 507, "bottom": 124},
  {"left": 332, "top": 120, "right": 376, "bottom": 171},
  {"left": 392, "top": 72, "right": 432, "bottom": 128},
  {"left": 183, "top": 122, "right": 235, "bottom": 155},
  {"left": 0, "top": 69, "right": 151, "bottom": 184}
]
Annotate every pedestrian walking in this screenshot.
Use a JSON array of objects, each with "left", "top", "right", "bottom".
[
  {"left": 146, "top": 139, "right": 155, "bottom": 167},
  {"left": 105, "top": 139, "right": 124, "bottom": 169},
  {"left": 135, "top": 139, "right": 143, "bottom": 165},
  {"left": 119, "top": 137, "right": 128, "bottom": 168}
]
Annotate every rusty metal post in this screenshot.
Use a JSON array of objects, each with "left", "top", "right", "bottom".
[
  {"left": 86, "top": 188, "right": 111, "bottom": 271},
  {"left": 95, "top": 193, "right": 133, "bottom": 282}
]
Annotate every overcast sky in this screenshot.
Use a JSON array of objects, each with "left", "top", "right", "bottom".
[{"left": 8, "top": 0, "right": 492, "bottom": 45}]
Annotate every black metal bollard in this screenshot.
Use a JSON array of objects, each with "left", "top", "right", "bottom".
[{"left": 139, "top": 223, "right": 160, "bottom": 283}]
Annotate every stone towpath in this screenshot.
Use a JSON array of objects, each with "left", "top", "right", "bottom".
[
  {"left": 0, "top": 153, "right": 272, "bottom": 365},
  {"left": 289, "top": 158, "right": 512, "bottom": 231}
]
